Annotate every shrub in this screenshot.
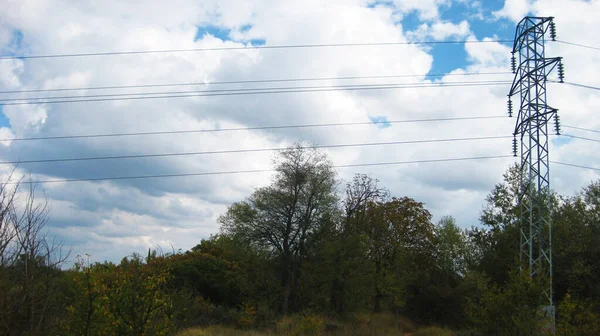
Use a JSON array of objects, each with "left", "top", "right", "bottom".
[
  {"left": 556, "top": 291, "right": 600, "bottom": 336},
  {"left": 237, "top": 303, "right": 257, "bottom": 329}
]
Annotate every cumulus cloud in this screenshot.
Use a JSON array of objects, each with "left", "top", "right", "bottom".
[
  {"left": 0, "top": 0, "right": 598, "bottom": 262},
  {"left": 493, "top": 0, "right": 534, "bottom": 21},
  {"left": 408, "top": 20, "right": 471, "bottom": 41},
  {"left": 391, "top": 0, "right": 451, "bottom": 20}
]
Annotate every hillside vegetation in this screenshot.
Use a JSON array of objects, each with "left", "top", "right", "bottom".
[{"left": 1, "top": 145, "right": 599, "bottom": 335}]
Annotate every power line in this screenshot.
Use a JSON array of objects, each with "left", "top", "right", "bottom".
[
  {"left": 0, "top": 115, "right": 508, "bottom": 142},
  {"left": 551, "top": 161, "right": 600, "bottom": 172},
  {"left": 562, "top": 125, "right": 600, "bottom": 134},
  {"left": 555, "top": 40, "right": 600, "bottom": 51},
  {"left": 0, "top": 80, "right": 511, "bottom": 102},
  {"left": 0, "top": 39, "right": 514, "bottom": 60},
  {"left": 0, "top": 71, "right": 512, "bottom": 94},
  {"left": 562, "top": 81, "right": 600, "bottom": 92},
  {"left": 1, "top": 135, "right": 511, "bottom": 165},
  {"left": 17, "top": 155, "right": 513, "bottom": 184},
  {"left": 0, "top": 81, "right": 511, "bottom": 106},
  {"left": 562, "top": 134, "right": 600, "bottom": 143}
]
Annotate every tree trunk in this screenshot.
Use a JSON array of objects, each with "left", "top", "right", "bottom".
[
  {"left": 281, "top": 270, "right": 292, "bottom": 316},
  {"left": 373, "top": 291, "right": 383, "bottom": 313}
]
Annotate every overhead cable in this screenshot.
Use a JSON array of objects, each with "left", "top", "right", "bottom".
[
  {"left": 0, "top": 115, "right": 508, "bottom": 142},
  {"left": 562, "top": 81, "right": 600, "bottom": 92},
  {"left": 1, "top": 135, "right": 511, "bottom": 165},
  {"left": 0, "top": 39, "right": 514, "bottom": 60},
  {"left": 562, "top": 134, "right": 600, "bottom": 143},
  {"left": 0, "top": 81, "right": 511, "bottom": 106},
  {"left": 17, "top": 155, "right": 514, "bottom": 184},
  {"left": 0, "top": 80, "right": 512, "bottom": 102},
  {"left": 562, "top": 125, "right": 600, "bottom": 134},
  {"left": 0, "top": 71, "right": 512, "bottom": 94},
  {"left": 555, "top": 40, "right": 600, "bottom": 51},
  {"left": 551, "top": 161, "right": 600, "bottom": 172}
]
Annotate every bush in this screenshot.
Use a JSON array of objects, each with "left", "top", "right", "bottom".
[
  {"left": 237, "top": 303, "right": 257, "bottom": 329},
  {"left": 557, "top": 291, "right": 600, "bottom": 336},
  {"left": 171, "top": 292, "right": 217, "bottom": 329}
]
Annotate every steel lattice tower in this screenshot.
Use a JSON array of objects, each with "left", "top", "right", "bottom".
[{"left": 508, "top": 16, "right": 564, "bottom": 328}]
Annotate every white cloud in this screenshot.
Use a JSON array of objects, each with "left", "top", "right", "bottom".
[
  {"left": 391, "top": 0, "right": 451, "bottom": 20},
  {"left": 0, "top": 59, "right": 24, "bottom": 89},
  {"left": 493, "top": 0, "right": 533, "bottom": 21},
  {"left": 408, "top": 20, "right": 471, "bottom": 41},
  {"left": 0, "top": 128, "right": 14, "bottom": 146},
  {"left": 465, "top": 37, "right": 512, "bottom": 67},
  {"left": 3, "top": 105, "right": 47, "bottom": 133}
]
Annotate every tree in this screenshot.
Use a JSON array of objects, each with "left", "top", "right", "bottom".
[
  {"left": 364, "top": 197, "right": 435, "bottom": 314},
  {"left": 469, "top": 164, "right": 522, "bottom": 284},
  {"left": 219, "top": 144, "right": 338, "bottom": 315},
  {"left": 466, "top": 270, "right": 550, "bottom": 335},
  {"left": 556, "top": 291, "right": 600, "bottom": 336},
  {"left": 318, "top": 174, "right": 388, "bottom": 314},
  {"left": 435, "top": 216, "right": 469, "bottom": 278},
  {"left": 106, "top": 254, "right": 172, "bottom": 336},
  {"left": 552, "top": 181, "right": 600, "bottom": 309}
]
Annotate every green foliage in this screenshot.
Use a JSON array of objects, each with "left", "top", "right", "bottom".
[
  {"left": 62, "top": 254, "right": 173, "bottom": 336},
  {"left": 556, "top": 291, "right": 600, "bottom": 335},
  {"left": 291, "top": 314, "right": 325, "bottom": 336},
  {"left": 61, "top": 258, "right": 115, "bottom": 336},
  {"left": 362, "top": 197, "right": 436, "bottom": 314},
  {"left": 465, "top": 270, "right": 551, "bottom": 335},
  {"left": 435, "top": 216, "right": 469, "bottom": 277},
  {"left": 0, "top": 257, "right": 70, "bottom": 335},
  {"left": 106, "top": 254, "right": 173, "bottom": 335},
  {"left": 170, "top": 251, "right": 244, "bottom": 306},
  {"left": 553, "top": 186, "right": 600, "bottom": 305},
  {"left": 6, "top": 153, "right": 600, "bottom": 335},
  {"left": 219, "top": 145, "right": 339, "bottom": 315}
]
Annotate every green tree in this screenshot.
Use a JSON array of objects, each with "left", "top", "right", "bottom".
[
  {"left": 553, "top": 182, "right": 600, "bottom": 305},
  {"left": 326, "top": 174, "right": 387, "bottom": 314},
  {"left": 105, "top": 254, "right": 173, "bottom": 335},
  {"left": 556, "top": 291, "right": 600, "bottom": 336},
  {"left": 435, "top": 216, "right": 468, "bottom": 277},
  {"left": 62, "top": 258, "right": 116, "bottom": 336},
  {"left": 411, "top": 216, "right": 473, "bottom": 327},
  {"left": 469, "top": 164, "right": 522, "bottom": 284},
  {"left": 466, "top": 270, "right": 551, "bottom": 336},
  {"left": 219, "top": 144, "right": 338, "bottom": 315},
  {"left": 365, "top": 197, "right": 435, "bottom": 314}
]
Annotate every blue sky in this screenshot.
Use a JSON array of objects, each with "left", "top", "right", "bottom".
[
  {"left": 0, "top": 107, "right": 9, "bottom": 128},
  {"left": 193, "top": 25, "right": 265, "bottom": 46},
  {"left": 0, "top": 29, "right": 23, "bottom": 128}
]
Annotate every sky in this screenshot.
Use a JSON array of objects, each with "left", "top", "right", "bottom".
[{"left": 0, "top": 0, "right": 599, "bottom": 265}]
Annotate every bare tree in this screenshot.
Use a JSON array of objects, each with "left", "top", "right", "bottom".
[
  {"left": 0, "top": 168, "right": 22, "bottom": 266},
  {"left": 0, "top": 173, "right": 71, "bottom": 335},
  {"left": 342, "top": 173, "right": 389, "bottom": 232}
]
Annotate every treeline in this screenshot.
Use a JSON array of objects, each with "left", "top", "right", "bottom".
[{"left": 1, "top": 146, "right": 600, "bottom": 335}]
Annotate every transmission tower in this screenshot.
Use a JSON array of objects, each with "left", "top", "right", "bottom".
[{"left": 507, "top": 16, "right": 564, "bottom": 328}]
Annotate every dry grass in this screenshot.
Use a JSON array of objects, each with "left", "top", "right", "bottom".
[
  {"left": 177, "top": 326, "right": 274, "bottom": 336},
  {"left": 176, "top": 313, "right": 454, "bottom": 336}
]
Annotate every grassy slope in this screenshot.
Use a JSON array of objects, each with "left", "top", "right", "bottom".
[{"left": 177, "top": 313, "right": 454, "bottom": 336}]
